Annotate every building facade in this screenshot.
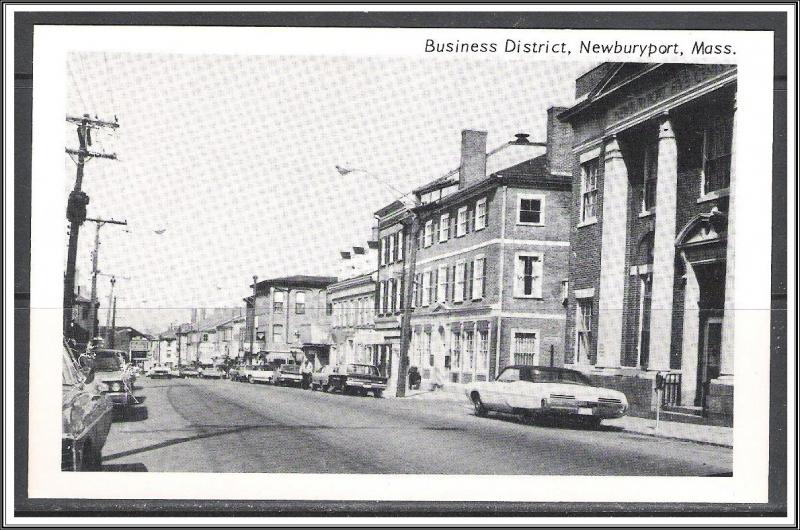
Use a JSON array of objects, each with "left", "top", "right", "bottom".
[
  {"left": 559, "top": 62, "right": 737, "bottom": 424},
  {"left": 403, "top": 108, "right": 573, "bottom": 389},
  {"left": 327, "top": 243, "right": 385, "bottom": 376},
  {"left": 245, "top": 276, "right": 337, "bottom": 366}
]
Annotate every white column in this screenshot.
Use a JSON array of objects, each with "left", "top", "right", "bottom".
[
  {"left": 648, "top": 115, "right": 679, "bottom": 372},
  {"left": 680, "top": 253, "right": 700, "bottom": 403},
  {"left": 596, "top": 136, "right": 628, "bottom": 368},
  {"left": 718, "top": 96, "right": 737, "bottom": 380}
]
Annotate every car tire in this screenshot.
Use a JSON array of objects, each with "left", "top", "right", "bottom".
[
  {"left": 322, "top": 384, "right": 329, "bottom": 392},
  {"left": 248, "top": 375, "right": 254, "bottom": 384},
  {"left": 373, "top": 390, "right": 383, "bottom": 398},
  {"left": 471, "top": 392, "right": 487, "bottom": 417},
  {"left": 580, "top": 417, "right": 602, "bottom": 429}
]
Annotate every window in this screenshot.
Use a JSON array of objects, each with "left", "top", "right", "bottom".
[
  {"left": 575, "top": 298, "right": 593, "bottom": 364},
  {"left": 423, "top": 220, "right": 433, "bottom": 247},
  {"left": 475, "top": 198, "right": 487, "bottom": 230},
  {"left": 272, "top": 324, "right": 284, "bottom": 343},
  {"left": 513, "top": 332, "right": 539, "bottom": 365},
  {"left": 580, "top": 159, "right": 599, "bottom": 223},
  {"left": 273, "top": 291, "right": 285, "bottom": 312},
  {"left": 383, "top": 236, "right": 391, "bottom": 265},
  {"left": 395, "top": 278, "right": 403, "bottom": 313},
  {"left": 518, "top": 195, "right": 544, "bottom": 225},
  {"left": 514, "top": 254, "right": 543, "bottom": 298},
  {"left": 295, "top": 291, "right": 306, "bottom": 314},
  {"left": 396, "top": 231, "right": 403, "bottom": 261},
  {"left": 422, "top": 271, "right": 432, "bottom": 306},
  {"left": 326, "top": 302, "right": 333, "bottom": 316},
  {"left": 439, "top": 213, "right": 450, "bottom": 242},
  {"left": 451, "top": 330, "right": 461, "bottom": 369},
  {"left": 464, "top": 330, "right": 475, "bottom": 370},
  {"left": 388, "top": 234, "right": 396, "bottom": 263},
  {"left": 454, "top": 262, "right": 466, "bottom": 302},
  {"left": 437, "top": 265, "right": 448, "bottom": 302},
  {"left": 382, "top": 281, "right": 389, "bottom": 314},
  {"left": 703, "top": 116, "right": 733, "bottom": 194},
  {"left": 477, "top": 330, "right": 489, "bottom": 372},
  {"left": 457, "top": 206, "right": 468, "bottom": 237},
  {"left": 379, "top": 238, "right": 384, "bottom": 266},
  {"left": 637, "top": 275, "right": 653, "bottom": 369},
  {"left": 387, "top": 279, "right": 395, "bottom": 314},
  {"left": 642, "top": 143, "right": 658, "bottom": 212},
  {"left": 203, "top": 334, "right": 209, "bottom": 342},
  {"left": 472, "top": 256, "right": 485, "bottom": 300},
  {"left": 561, "top": 279, "right": 569, "bottom": 304}
]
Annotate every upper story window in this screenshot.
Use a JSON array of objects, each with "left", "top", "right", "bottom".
[
  {"left": 273, "top": 291, "right": 285, "bottom": 313},
  {"left": 641, "top": 143, "right": 658, "bottom": 213},
  {"left": 272, "top": 324, "right": 284, "bottom": 343},
  {"left": 396, "top": 231, "right": 403, "bottom": 261},
  {"left": 514, "top": 253, "right": 543, "bottom": 298},
  {"left": 518, "top": 194, "right": 545, "bottom": 225},
  {"left": 388, "top": 234, "right": 396, "bottom": 263},
  {"left": 454, "top": 262, "right": 466, "bottom": 303},
  {"left": 439, "top": 213, "right": 450, "bottom": 242},
  {"left": 703, "top": 116, "right": 733, "bottom": 195},
  {"left": 423, "top": 220, "right": 433, "bottom": 248},
  {"left": 580, "top": 159, "right": 599, "bottom": 224},
  {"left": 295, "top": 291, "right": 306, "bottom": 314},
  {"left": 421, "top": 271, "right": 432, "bottom": 307},
  {"left": 436, "top": 265, "right": 448, "bottom": 302},
  {"left": 472, "top": 256, "right": 485, "bottom": 300},
  {"left": 456, "top": 206, "right": 468, "bottom": 237},
  {"left": 475, "top": 198, "right": 487, "bottom": 230}
]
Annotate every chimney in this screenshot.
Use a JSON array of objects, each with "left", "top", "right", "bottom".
[
  {"left": 459, "top": 130, "right": 487, "bottom": 189},
  {"left": 545, "top": 106, "right": 574, "bottom": 176}
]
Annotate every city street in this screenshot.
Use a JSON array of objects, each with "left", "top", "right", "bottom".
[{"left": 100, "top": 377, "right": 733, "bottom": 475}]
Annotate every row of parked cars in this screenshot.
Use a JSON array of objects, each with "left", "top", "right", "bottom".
[
  {"left": 146, "top": 364, "right": 226, "bottom": 379},
  {"left": 229, "top": 362, "right": 388, "bottom": 398}
]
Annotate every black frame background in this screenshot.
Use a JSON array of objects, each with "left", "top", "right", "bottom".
[{"left": 11, "top": 8, "right": 790, "bottom": 519}]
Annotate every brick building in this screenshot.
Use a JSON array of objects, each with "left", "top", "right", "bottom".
[
  {"left": 328, "top": 243, "right": 384, "bottom": 375},
  {"left": 245, "top": 275, "right": 337, "bottom": 366},
  {"left": 559, "top": 63, "right": 737, "bottom": 424},
  {"left": 394, "top": 107, "right": 573, "bottom": 389}
]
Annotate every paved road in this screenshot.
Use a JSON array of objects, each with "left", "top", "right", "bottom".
[{"left": 100, "top": 376, "right": 732, "bottom": 475}]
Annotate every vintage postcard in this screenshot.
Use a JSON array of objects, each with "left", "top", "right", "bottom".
[{"left": 7, "top": 4, "right": 794, "bottom": 526}]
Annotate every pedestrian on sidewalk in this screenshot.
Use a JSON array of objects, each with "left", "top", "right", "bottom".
[{"left": 301, "top": 358, "right": 313, "bottom": 390}]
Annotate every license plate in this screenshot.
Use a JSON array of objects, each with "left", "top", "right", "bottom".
[
  {"left": 578, "top": 407, "right": 594, "bottom": 416},
  {"left": 364, "top": 384, "right": 372, "bottom": 388}
]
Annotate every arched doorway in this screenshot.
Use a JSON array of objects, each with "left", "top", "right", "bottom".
[{"left": 675, "top": 209, "right": 728, "bottom": 409}]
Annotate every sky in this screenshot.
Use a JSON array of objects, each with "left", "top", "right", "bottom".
[{"left": 65, "top": 52, "right": 595, "bottom": 333}]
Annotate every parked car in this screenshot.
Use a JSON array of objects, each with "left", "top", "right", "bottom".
[
  {"left": 328, "top": 363, "right": 387, "bottom": 397},
  {"left": 169, "top": 366, "right": 181, "bottom": 378},
  {"left": 246, "top": 364, "right": 276, "bottom": 384},
  {"left": 62, "top": 342, "right": 113, "bottom": 471},
  {"left": 93, "top": 349, "right": 137, "bottom": 406},
  {"left": 148, "top": 365, "right": 171, "bottom": 379},
  {"left": 179, "top": 366, "right": 200, "bottom": 378},
  {"left": 310, "top": 364, "right": 338, "bottom": 392},
  {"left": 274, "top": 363, "right": 302, "bottom": 387},
  {"left": 464, "top": 365, "right": 629, "bottom": 427},
  {"left": 200, "top": 365, "right": 225, "bottom": 379},
  {"left": 227, "top": 365, "right": 242, "bottom": 381}
]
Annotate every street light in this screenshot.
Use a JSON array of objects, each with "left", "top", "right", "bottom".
[{"left": 335, "top": 165, "right": 421, "bottom": 398}]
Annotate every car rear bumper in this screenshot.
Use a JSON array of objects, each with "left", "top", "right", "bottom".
[
  {"left": 346, "top": 381, "right": 387, "bottom": 391},
  {"left": 105, "top": 391, "right": 134, "bottom": 406}
]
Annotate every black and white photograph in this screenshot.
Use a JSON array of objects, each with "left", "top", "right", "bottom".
[{"left": 7, "top": 5, "right": 794, "bottom": 526}]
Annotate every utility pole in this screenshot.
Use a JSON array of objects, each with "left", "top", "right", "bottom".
[
  {"left": 250, "top": 275, "right": 258, "bottom": 362},
  {"left": 110, "top": 296, "right": 117, "bottom": 349},
  {"left": 395, "top": 213, "right": 420, "bottom": 398},
  {"left": 86, "top": 217, "right": 127, "bottom": 340},
  {"left": 63, "top": 114, "right": 118, "bottom": 339}
]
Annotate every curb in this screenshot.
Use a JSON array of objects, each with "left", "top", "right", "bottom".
[{"left": 618, "top": 427, "right": 733, "bottom": 448}]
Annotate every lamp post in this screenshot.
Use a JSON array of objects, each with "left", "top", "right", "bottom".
[{"left": 335, "top": 165, "right": 420, "bottom": 397}]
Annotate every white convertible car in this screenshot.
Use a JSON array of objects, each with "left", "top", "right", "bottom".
[{"left": 464, "top": 365, "right": 629, "bottom": 427}]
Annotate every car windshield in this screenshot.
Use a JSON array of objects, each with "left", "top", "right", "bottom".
[
  {"left": 94, "top": 355, "right": 121, "bottom": 372},
  {"left": 347, "top": 364, "right": 378, "bottom": 376},
  {"left": 524, "top": 367, "right": 592, "bottom": 386},
  {"left": 62, "top": 346, "right": 83, "bottom": 386}
]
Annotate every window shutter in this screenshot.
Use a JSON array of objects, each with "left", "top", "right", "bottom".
[
  {"left": 465, "top": 261, "right": 473, "bottom": 300},
  {"left": 466, "top": 207, "right": 473, "bottom": 233},
  {"left": 484, "top": 199, "right": 489, "bottom": 227},
  {"left": 432, "top": 268, "right": 438, "bottom": 302},
  {"left": 444, "top": 266, "right": 450, "bottom": 301}
]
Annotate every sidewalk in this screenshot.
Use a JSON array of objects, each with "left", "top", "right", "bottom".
[{"left": 393, "top": 388, "right": 733, "bottom": 448}]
